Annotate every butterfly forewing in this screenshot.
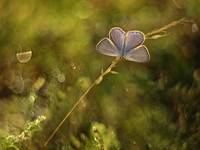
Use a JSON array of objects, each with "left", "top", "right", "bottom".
[
  {"left": 123, "top": 45, "right": 150, "bottom": 62},
  {"left": 124, "top": 31, "right": 145, "bottom": 52},
  {"left": 96, "top": 38, "right": 120, "bottom": 57},
  {"left": 109, "top": 27, "right": 125, "bottom": 52}
]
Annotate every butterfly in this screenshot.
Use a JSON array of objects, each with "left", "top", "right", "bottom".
[{"left": 96, "top": 27, "right": 150, "bottom": 62}]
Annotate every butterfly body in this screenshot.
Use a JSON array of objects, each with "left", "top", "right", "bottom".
[{"left": 96, "top": 27, "right": 150, "bottom": 63}]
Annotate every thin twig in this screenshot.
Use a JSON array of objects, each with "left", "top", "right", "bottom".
[
  {"left": 44, "top": 57, "right": 121, "bottom": 147},
  {"left": 44, "top": 17, "right": 193, "bottom": 147},
  {"left": 145, "top": 18, "right": 192, "bottom": 38}
]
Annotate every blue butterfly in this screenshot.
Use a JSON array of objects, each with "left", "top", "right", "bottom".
[{"left": 96, "top": 27, "right": 150, "bottom": 62}]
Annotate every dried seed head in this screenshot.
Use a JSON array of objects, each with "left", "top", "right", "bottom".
[{"left": 16, "top": 51, "right": 32, "bottom": 63}]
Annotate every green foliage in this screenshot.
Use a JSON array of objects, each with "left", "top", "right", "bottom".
[
  {"left": 0, "top": 0, "right": 199, "bottom": 150},
  {"left": 59, "top": 122, "right": 120, "bottom": 150},
  {"left": 0, "top": 116, "right": 46, "bottom": 150},
  {"left": 89, "top": 122, "right": 120, "bottom": 150}
]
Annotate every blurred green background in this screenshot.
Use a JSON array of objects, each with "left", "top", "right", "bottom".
[{"left": 0, "top": 0, "right": 200, "bottom": 149}]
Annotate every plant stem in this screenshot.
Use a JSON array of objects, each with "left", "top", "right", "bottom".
[
  {"left": 44, "top": 57, "right": 121, "bottom": 147},
  {"left": 145, "top": 18, "right": 192, "bottom": 38},
  {"left": 44, "top": 17, "right": 193, "bottom": 147}
]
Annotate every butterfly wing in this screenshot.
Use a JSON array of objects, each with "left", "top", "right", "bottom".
[
  {"left": 96, "top": 38, "right": 120, "bottom": 57},
  {"left": 124, "top": 31, "right": 145, "bottom": 52},
  {"left": 109, "top": 27, "right": 125, "bottom": 52},
  {"left": 123, "top": 45, "right": 150, "bottom": 62}
]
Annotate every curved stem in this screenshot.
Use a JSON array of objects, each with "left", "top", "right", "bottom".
[
  {"left": 44, "top": 17, "right": 193, "bottom": 147},
  {"left": 44, "top": 57, "right": 121, "bottom": 147}
]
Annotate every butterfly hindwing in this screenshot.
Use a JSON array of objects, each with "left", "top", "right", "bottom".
[{"left": 123, "top": 45, "right": 150, "bottom": 62}]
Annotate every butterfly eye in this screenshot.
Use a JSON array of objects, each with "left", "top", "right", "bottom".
[
  {"left": 109, "top": 27, "right": 125, "bottom": 51},
  {"left": 124, "top": 31, "right": 145, "bottom": 52}
]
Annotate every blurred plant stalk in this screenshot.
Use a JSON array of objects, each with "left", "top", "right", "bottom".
[
  {"left": 145, "top": 18, "right": 196, "bottom": 39},
  {"left": 44, "top": 57, "right": 121, "bottom": 147},
  {"left": 44, "top": 17, "right": 194, "bottom": 147}
]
